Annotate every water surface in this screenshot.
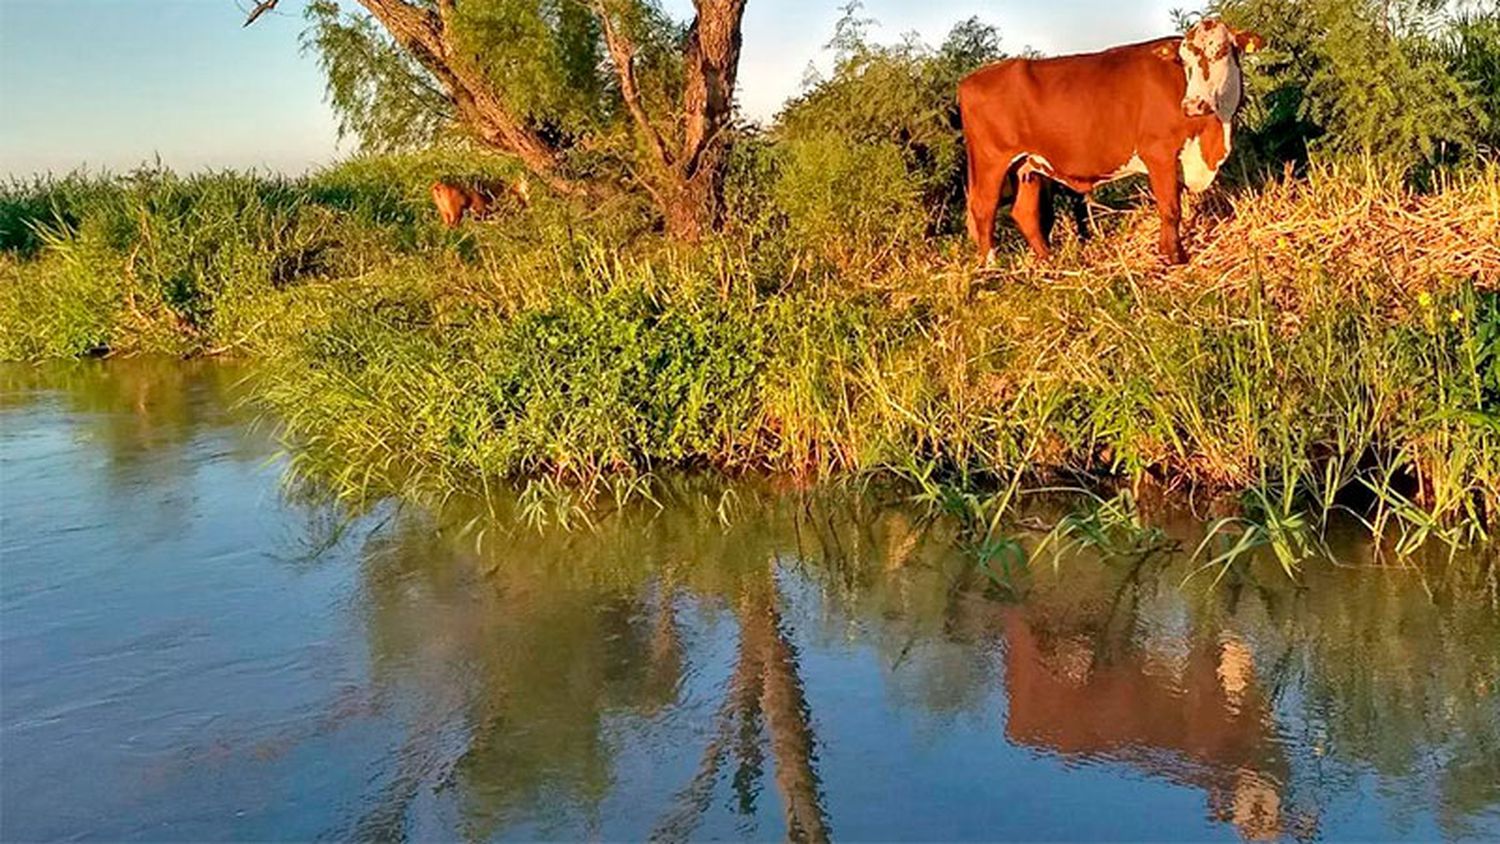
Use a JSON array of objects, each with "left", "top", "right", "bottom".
[{"left": 2, "top": 359, "right": 1498, "bottom": 841}]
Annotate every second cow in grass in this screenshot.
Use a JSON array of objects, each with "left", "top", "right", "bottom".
[{"left": 430, "top": 178, "right": 531, "bottom": 228}]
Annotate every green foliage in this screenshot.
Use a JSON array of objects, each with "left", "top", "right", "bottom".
[
  {"left": 470, "top": 285, "right": 769, "bottom": 472},
  {"left": 1469, "top": 291, "right": 1500, "bottom": 406},
  {"left": 776, "top": 6, "right": 1003, "bottom": 233},
  {"left": 4, "top": 148, "right": 1499, "bottom": 557},
  {"left": 1444, "top": 8, "right": 1500, "bottom": 151},
  {"left": 0, "top": 174, "right": 118, "bottom": 257},
  {"left": 0, "top": 150, "right": 547, "bottom": 360},
  {"left": 303, "top": 1, "right": 454, "bottom": 152},
  {"left": 1212, "top": 0, "right": 1498, "bottom": 168},
  {"left": 300, "top": 0, "right": 686, "bottom": 162},
  {"left": 0, "top": 167, "right": 348, "bottom": 358},
  {"left": 1036, "top": 490, "right": 1175, "bottom": 565},
  {"left": 448, "top": 0, "right": 610, "bottom": 136},
  {"left": 0, "top": 257, "right": 120, "bottom": 360},
  {"left": 770, "top": 135, "right": 925, "bottom": 271},
  {"left": 302, "top": 146, "right": 525, "bottom": 235}
]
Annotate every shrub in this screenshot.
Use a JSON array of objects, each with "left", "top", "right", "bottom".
[
  {"left": 0, "top": 256, "right": 122, "bottom": 359},
  {"left": 1213, "top": 0, "right": 1496, "bottom": 171},
  {"left": 1442, "top": 9, "right": 1500, "bottom": 153},
  {"left": 776, "top": 6, "right": 1003, "bottom": 234},
  {"left": 0, "top": 172, "right": 143, "bottom": 259},
  {"left": 770, "top": 134, "right": 926, "bottom": 272}
]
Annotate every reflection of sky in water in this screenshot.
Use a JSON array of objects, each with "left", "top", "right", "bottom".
[{"left": 2, "top": 359, "right": 1498, "bottom": 842}]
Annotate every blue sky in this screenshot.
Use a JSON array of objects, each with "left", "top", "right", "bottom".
[{"left": 0, "top": 0, "right": 1180, "bottom": 178}]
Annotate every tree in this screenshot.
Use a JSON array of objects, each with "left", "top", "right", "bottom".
[
  {"left": 1442, "top": 6, "right": 1500, "bottom": 152},
  {"left": 1208, "top": 0, "right": 1491, "bottom": 169},
  {"left": 254, "top": 0, "right": 749, "bottom": 239}
]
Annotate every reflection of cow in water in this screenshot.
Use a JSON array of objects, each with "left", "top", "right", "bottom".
[{"left": 1002, "top": 613, "right": 1304, "bottom": 841}]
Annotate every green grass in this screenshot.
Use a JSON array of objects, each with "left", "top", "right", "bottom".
[{"left": 3, "top": 150, "right": 1498, "bottom": 571}]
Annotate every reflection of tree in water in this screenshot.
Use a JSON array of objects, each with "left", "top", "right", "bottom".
[
  {"left": 650, "top": 563, "right": 830, "bottom": 843},
  {"left": 0, "top": 357, "right": 260, "bottom": 468},
  {"left": 790, "top": 498, "right": 999, "bottom": 722},
  {"left": 342, "top": 485, "right": 843, "bottom": 841},
  {"left": 1217, "top": 555, "right": 1500, "bottom": 841},
  {"left": 776, "top": 502, "right": 1500, "bottom": 843},
  {"left": 11, "top": 361, "right": 1496, "bottom": 840},
  {"left": 338, "top": 484, "right": 985, "bottom": 841},
  {"left": 353, "top": 538, "right": 666, "bottom": 839},
  {"left": 324, "top": 479, "right": 1499, "bottom": 841}
]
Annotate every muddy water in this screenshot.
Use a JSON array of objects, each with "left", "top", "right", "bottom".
[{"left": 2, "top": 359, "right": 1498, "bottom": 841}]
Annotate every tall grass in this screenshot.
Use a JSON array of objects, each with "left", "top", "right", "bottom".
[{"left": 2, "top": 152, "right": 1498, "bottom": 567}]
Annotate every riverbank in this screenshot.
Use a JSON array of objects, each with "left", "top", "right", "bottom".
[{"left": 3, "top": 153, "right": 1498, "bottom": 562}]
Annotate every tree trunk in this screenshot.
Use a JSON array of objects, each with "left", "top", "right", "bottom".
[
  {"left": 664, "top": 0, "right": 747, "bottom": 239},
  {"left": 656, "top": 153, "right": 726, "bottom": 240},
  {"left": 606, "top": 0, "right": 747, "bottom": 238}
]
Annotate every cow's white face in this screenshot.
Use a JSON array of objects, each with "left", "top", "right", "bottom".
[{"left": 1178, "top": 18, "right": 1258, "bottom": 120}]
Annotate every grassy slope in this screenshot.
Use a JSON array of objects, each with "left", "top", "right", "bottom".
[{"left": 3, "top": 150, "right": 1498, "bottom": 559}]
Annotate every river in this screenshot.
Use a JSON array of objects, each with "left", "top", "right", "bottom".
[{"left": 2, "top": 358, "right": 1498, "bottom": 841}]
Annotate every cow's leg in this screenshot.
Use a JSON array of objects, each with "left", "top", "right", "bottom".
[
  {"left": 1145, "top": 161, "right": 1187, "bottom": 264},
  {"left": 1011, "top": 172, "right": 1050, "bottom": 260},
  {"left": 1070, "top": 191, "right": 1091, "bottom": 242},
  {"left": 1039, "top": 179, "right": 1058, "bottom": 242},
  {"left": 1042, "top": 184, "right": 1090, "bottom": 243},
  {"left": 965, "top": 153, "right": 1008, "bottom": 263}
]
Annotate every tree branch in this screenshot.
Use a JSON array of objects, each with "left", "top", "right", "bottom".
[
  {"left": 250, "top": 0, "right": 584, "bottom": 196},
  {"left": 249, "top": 0, "right": 749, "bottom": 225},
  {"left": 593, "top": 0, "right": 675, "bottom": 170},
  {"left": 361, "top": 0, "right": 588, "bottom": 195},
  {"left": 242, "top": 0, "right": 279, "bottom": 28}
]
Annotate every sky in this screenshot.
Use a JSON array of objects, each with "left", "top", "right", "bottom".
[{"left": 0, "top": 0, "right": 1181, "bottom": 178}]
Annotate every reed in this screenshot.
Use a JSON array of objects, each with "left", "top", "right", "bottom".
[{"left": 2, "top": 155, "right": 1497, "bottom": 567}]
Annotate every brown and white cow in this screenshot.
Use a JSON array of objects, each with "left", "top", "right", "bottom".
[{"left": 958, "top": 18, "right": 1264, "bottom": 264}]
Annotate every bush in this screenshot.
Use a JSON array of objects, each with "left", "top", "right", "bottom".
[
  {"left": 0, "top": 149, "right": 612, "bottom": 360},
  {"left": 775, "top": 7, "right": 1002, "bottom": 234},
  {"left": 0, "top": 174, "right": 121, "bottom": 258},
  {"left": 0, "top": 256, "right": 122, "bottom": 360},
  {"left": 1443, "top": 9, "right": 1500, "bottom": 153},
  {"left": 0, "top": 168, "right": 341, "bottom": 357},
  {"left": 770, "top": 135, "right": 926, "bottom": 272},
  {"left": 305, "top": 146, "right": 525, "bottom": 227},
  {"left": 1213, "top": 0, "right": 1498, "bottom": 171}
]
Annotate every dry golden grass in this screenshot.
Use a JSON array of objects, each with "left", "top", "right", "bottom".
[{"left": 991, "top": 164, "right": 1500, "bottom": 313}]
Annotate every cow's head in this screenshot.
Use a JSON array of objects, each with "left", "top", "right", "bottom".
[{"left": 1163, "top": 18, "right": 1264, "bottom": 120}]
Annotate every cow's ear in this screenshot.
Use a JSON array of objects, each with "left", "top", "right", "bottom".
[
  {"left": 1153, "top": 40, "right": 1180, "bottom": 62},
  {"left": 1232, "top": 28, "right": 1265, "bottom": 54}
]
